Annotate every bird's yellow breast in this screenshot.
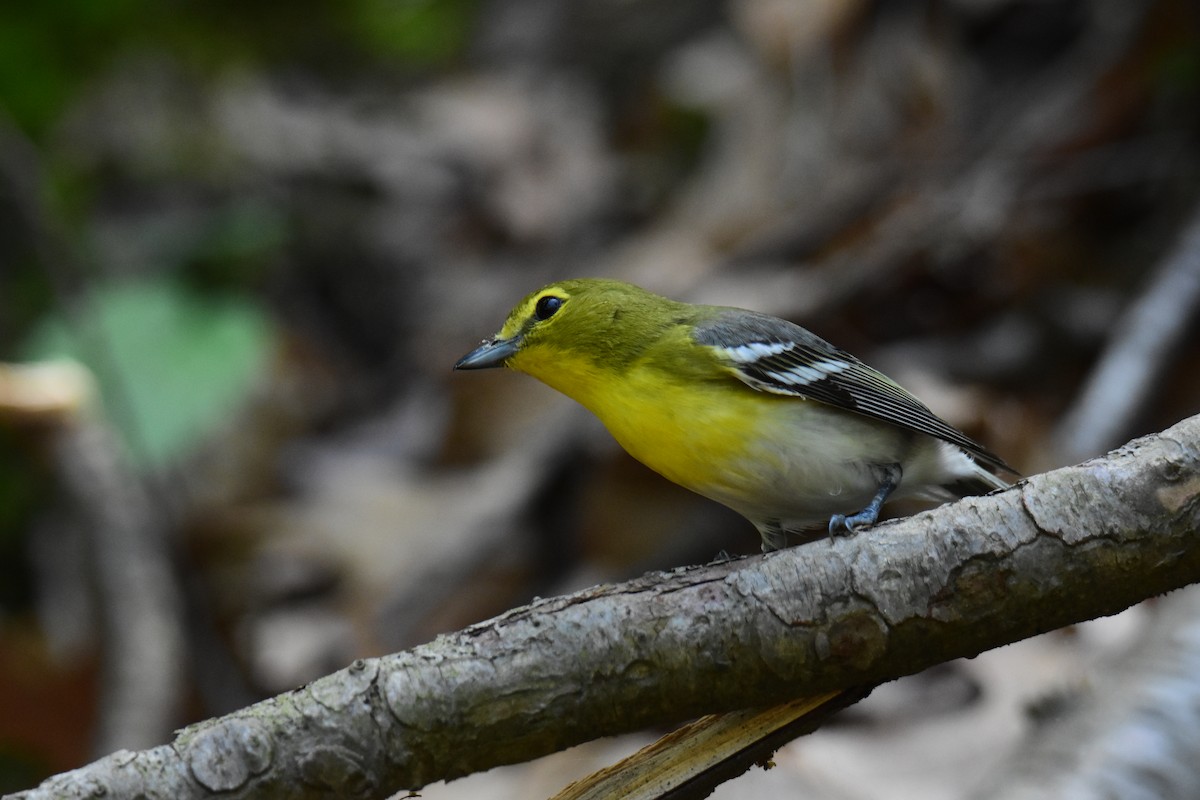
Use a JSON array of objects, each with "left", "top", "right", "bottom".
[
  {"left": 593, "top": 372, "right": 765, "bottom": 492},
  {"left": 510, "top": 345, "right": 778, "bottom": 499}
]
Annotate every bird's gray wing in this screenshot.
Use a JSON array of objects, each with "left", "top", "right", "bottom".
[{"left": 693, "top": 309, "right": 1015, "bottom": 474}]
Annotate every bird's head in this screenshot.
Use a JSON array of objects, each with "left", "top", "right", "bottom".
[{"left": 454, "top": 279, "right": 688, "bottom": 390}]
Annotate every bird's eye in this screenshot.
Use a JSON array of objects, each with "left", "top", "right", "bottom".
[{"left": 534, "top": 295, "right": 564, "bottom": 321}]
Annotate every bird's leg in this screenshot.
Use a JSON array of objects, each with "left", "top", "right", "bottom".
[
  {"left": 759, "top": 518, "right": 788, "bottom": 553},
  {"left": 828, "top": 463, "right": 902, "bottom": 536}
]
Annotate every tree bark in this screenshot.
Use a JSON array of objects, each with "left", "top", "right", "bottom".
[{"left": 10, "top": 413, "right": 1200, "bottom": 800}]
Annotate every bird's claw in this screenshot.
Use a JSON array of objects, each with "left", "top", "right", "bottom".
[{"left": 827, "top": 510, "right": 875, "bottom": 539}]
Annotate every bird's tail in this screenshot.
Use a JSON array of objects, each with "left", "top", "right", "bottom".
[{"left": 941, "top": 455, "right": 1013, "bottom": 499}]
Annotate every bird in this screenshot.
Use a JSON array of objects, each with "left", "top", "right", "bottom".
[{"left": 455, "top": 278, "right": 1015, "bottom": 551}]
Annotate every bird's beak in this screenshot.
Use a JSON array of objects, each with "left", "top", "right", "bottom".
[{"left": 454, "top": 336, "right": 520, "bottom": 370}]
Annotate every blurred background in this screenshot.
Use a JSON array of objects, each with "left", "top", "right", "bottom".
[{"left": 2, "top": 1, "right": 1200, "bottom": 797}]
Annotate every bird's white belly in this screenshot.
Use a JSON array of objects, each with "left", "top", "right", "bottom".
[
  {"left": 589, "top": 377, "right": 954, "bottom": 533},
  {"left": 692, "top": 402, "right": 935, "bottom": 530}
]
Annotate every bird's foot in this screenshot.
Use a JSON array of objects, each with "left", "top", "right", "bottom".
[
  {"left": 827, "top": 463, "right": 902, "bottom": 539},
  {"left": 827, "top": 508, "right": 878, "bottom": 538}
]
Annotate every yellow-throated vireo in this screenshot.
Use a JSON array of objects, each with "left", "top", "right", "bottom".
[{"left": 455, "top": 279, "right": 1015, "bottom": 551}]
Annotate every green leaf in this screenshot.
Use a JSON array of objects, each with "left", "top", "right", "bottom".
[{"left": 22, "top": 280, "right": 272, "bottom": 468}]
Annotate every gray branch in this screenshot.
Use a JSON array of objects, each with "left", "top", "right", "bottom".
[
  {"left": 10, "top": 413, "right": 1200, "bottom": 800},
  {"left": 55, "top": 419, "right": 187, "bottom": 755}
]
